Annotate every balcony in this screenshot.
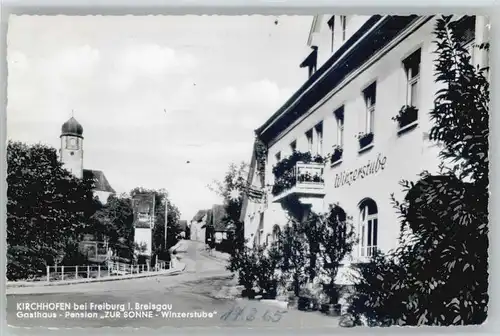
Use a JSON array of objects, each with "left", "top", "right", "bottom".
[{"left": 271, "top": 151, "right": 326, "bottom": 208}]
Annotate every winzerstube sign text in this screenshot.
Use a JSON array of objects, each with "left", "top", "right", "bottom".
[{"left": 334, "top": 153, "right": 387, "bottom": 188}]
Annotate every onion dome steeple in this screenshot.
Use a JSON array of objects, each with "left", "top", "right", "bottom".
[{"left": 61, "top": 116, "right": 83, "bottom": 138}]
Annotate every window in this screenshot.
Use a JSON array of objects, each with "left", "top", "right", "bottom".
[
  {"left": 327, "top": 16, "right": 335, "bottom": 52},
  {"left": 306, "top": 129, "right": 313, "bottom": 153},
  {"left": 66, "top": 137, "right": 78, "bottom": 150},
  {"left": 403, "top": 49, "right": 421, "bottom": 108},
  {"left": 290, "top": 140, "right": 297, "bottom": 152},
  {"left": 315, "top": 122, "right": 323, "bottom": 156},
  {"left": 275, "top": 152, "right": 281, "bottom": 163},
  {"left": 334, "top": 106, "right": 345, "bottom": 147},
  {"left": 359, "top": 198, "right": 378, "bottom": 257},
  {"left": 363, "top": 82, "right": 376, "bottom": 134},
  {"left": 340, "top": 16, "right": 347, "bottom": 42}
]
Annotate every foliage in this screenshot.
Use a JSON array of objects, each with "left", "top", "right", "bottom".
[
  {"left": 254, "top": 135, "right": 268, "bottom": 182},
  {"left": 301, "top": 212, "right": 323, "bottom": 281},
  {"left": 357, "top": 132, "right": 374, "bottom": 148},
  {"left": 347, "top": 15, "right": 489, "bottom": 326},
  {"left": 226, "top": 205, "right": 355, "bottom": 303},
  {"left": 61, "top": 241, "right": 92, "bottom": 266},
  {"left": 6, "top": 141, "right": 97, "bottom": 280},
  {"left": 392, "top": 105, "right": 419, "bottom": 128},
  {"left": 272, "top": 151, "right": 326, "bottom": 196},
  {"left": 275, "top": 218, "right": 309, "bottom": 296},
  {"left": 227, "top": 241, "right": 282, "bottom": 299},
  {"left": 255, "top": 242, "right": 282, "bottom": 298},
  {"left": 208, "top": 162, "right": 249, "bottom": 255},
  {"left": 91, "top": 194, "right": 134, "bottom": 259},
  {"left": 226, "top": 245, "right": 258, "bottom": 294},
  {"left": 330, "top": 146, "right": 343, "bottom": 164},
  {"left": 318, "top": 205, "right": 356, "bottom": 304},
  {"left": 347, "top": 251, "right": 409, "bottom": 326}
]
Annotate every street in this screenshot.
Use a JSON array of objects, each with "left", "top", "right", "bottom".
[{"left": 7, "top": 241, "right": 341, "bottom": 329}]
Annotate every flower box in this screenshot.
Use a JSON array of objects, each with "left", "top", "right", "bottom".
[
  {"left": 330, "top": 146, "right": 343, "bottom": 164},
  {"left": 393, "top": 105, "right": 418, "bottom": 129},
  {"left": 358, "top": 132, "right": 374, "bottom": 149}
]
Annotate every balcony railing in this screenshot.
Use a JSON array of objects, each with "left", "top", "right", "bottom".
[
  {"left": 272, "top": 161, "right": 326, "bottom": 201},
  {"left": 295, "top": 162, "right": 325, "bottom": 188}
]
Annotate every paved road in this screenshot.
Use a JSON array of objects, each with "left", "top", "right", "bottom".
[{"left": 7, "top": 241, "right": 340, "bottom": 329}]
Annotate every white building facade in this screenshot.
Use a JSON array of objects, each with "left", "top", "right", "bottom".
[{"left": 243, "top": 15, "right": 489, "bottom": 283}]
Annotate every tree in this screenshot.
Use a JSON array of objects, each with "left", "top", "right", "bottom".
[
  {"left": 276, "top": 218, "right": 308, "bottom": 296},
  {"left": 91, "top": 193, "right": 135, "bottom": 259},
  {"left": 208, "top": 161, "right": 249, "bottom": 255},
  {"left": 317, "top": 205, "right": 356, "bottom": 304},
  {"left": 6, "top": 141, "right": 97, "bottom": 280},
  {"left": 347, "top": 15, "right": 489, "bottom": 326}
]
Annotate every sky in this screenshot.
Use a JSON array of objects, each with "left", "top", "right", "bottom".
[{"left": 6, "top": 15, "right": 313, "bottom": 221}]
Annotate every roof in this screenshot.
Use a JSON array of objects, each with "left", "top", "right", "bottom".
[
  {"left": 61, "top": 117, "right": 83, "bottom": 138},
  {"left": 178, "top": 220, "right": 188, "bottom": 231},
  {"left": 203, "top": 204, "right": 229, "bottom": 232},
  {"left": 192, "top": 209, "right": 208, "bottom": 222},
  {"left": 83, "top": 169, "right": 116, "bottom": 193},
  {"left": 255, "top": 15, "right": 431, "bottom": 143}
]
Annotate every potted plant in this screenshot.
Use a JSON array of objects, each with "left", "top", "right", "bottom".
[
  {"left": 298, "top": 286, "right": 316, "bottom": 311},
  {"left": 330, "top": 146, "right": 343, "bottom": 164},
  {"left": 357, "top": 132, "right": 374, "bottom": 149},
  {"left": 392, "top": 105, "right": 418, "bottom": 129},
  {"left": 287, "top": 289, "right": 298, "bottom": 309},
  {"left": 319, "top": 283, "right": 342, "bottom": 316}
]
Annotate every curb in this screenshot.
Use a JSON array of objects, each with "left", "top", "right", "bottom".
[
  {"left": 199, "top": 250, "right": 230, "bottom": 265},
  {"left": 6, "top": 263, "right": 187, "bottom": 290}
]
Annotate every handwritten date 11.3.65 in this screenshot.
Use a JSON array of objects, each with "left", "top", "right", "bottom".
[{"left": 220, "top": 305, "right": 287, "bottom": 322}]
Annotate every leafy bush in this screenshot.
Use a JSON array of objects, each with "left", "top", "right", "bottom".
[
  {"left": 346, "top": 15, "right": 489, "bottom": 327},
  {"left": 227, "top": 246, "right": 258, "bottom": 296},
  {"left": 318, "top": 205, "right": 356, "bottom": 304},
  {"left": 275, "top": 218, "right": 309, "bottom": 296},
  {"left": 255, "top": 242, "right": 282, "bottom": 299}
]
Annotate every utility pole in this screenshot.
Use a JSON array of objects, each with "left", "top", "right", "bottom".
[{"left": 164, "top": 201, "right": 168, "bottom": 251}]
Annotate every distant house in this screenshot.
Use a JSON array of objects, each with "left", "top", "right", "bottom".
[
  {"left": 203, "top": 204, "right": 234, "bottom": 252},
  {"left": 190, "top": 210, "right": 208, "bottom": 243},
  {"left": 83, "top": 169, "right": 116, "bottom": 204},
  {"left": 178, "top": 220, "right": 189, "bottom": 239}
]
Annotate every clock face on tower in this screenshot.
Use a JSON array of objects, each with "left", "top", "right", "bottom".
[{"left": 66, "top": 137, "right": 78, "bottom": 150}]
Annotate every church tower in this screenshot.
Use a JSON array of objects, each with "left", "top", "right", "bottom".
[{"left": 60, "top": 116, "right": 84, "bottom": 179}]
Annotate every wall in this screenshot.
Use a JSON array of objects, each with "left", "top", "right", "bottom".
[
  {"left": 262, "top": 18, "right": 443, "bottom": 259},
  {"left": 134, "top": 228, "right": 152, "bottom": 256},
  {"left": 94, "top": 190, "right": 112, "bottom": 205},
  {"left": 60, "top": 135, "right": 84, "bottom": 179},
  {"left": 190, "top": 217, "right": 207, "bottom": 243}
]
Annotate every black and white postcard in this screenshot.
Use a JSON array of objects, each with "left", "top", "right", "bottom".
[{"left": 5, "top": 14, "right": 490, "bottom": 329}]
